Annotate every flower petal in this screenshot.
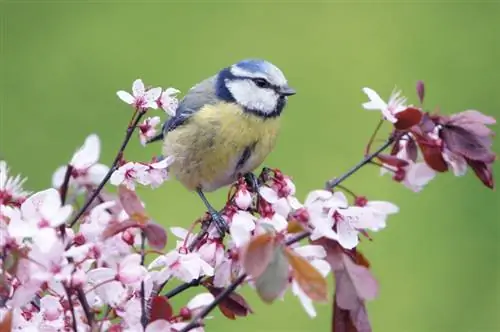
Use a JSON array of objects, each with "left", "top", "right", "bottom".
[
  {"left": 70, "top": 134, "right": 100, "bottom": 169},
  {"left": 259, "top": 186, "right": 279, "bottom": 203},
  {"left": 187, "top": 293, "right": 215, "bottom": 310},
  {"left": 132, "top": 79, "right": 145, "bottom": 98},
  {"left": 362, "top": 88, "right": 387, "bottom": 111},
  {"left": 117, "top": 91, "right": 135, "bottom": 104}
]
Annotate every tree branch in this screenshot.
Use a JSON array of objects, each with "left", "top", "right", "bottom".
[
  {"left": 325, "top": 137, "right": 395, "bottom": 190},
  {"left": 68, "top": 110, "right": 145, "bottom": 227},
  {"left": 179, "top": 137, "right": 396, "bottom": 332}
]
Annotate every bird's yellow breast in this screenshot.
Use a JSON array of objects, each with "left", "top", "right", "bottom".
[{"left": 163, "top": 102, "right": 281, "bottom": 192}]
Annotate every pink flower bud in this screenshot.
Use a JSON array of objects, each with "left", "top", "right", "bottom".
[
  {"left": 416, "top": 80, "right": 425, "bottom": 104},
  {"left": 122, "top": 229, "right": 135, "bottom": 246},
  {"left": 393, "top": 168, "right": 406, "bottom": 182},
  {"left": 180, "top": 307, "right": 192, "bottom": 320},
  {"left": 292, "top": 207, "right": 310, "bottom": 223},
  {"left": 354, "top": 196, "right": 368, "bottom": 207},
  {"left": 73, "top": 233, "right": 86, "bottom": 246},
  {"left": 234, "top": 188, "right": 252, "bottom": 210}
]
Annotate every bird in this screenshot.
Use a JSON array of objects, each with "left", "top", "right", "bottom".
[{"left": 148, "top": 59, "right": 296, "bottom": 234}]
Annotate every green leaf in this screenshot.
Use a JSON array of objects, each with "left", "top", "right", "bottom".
[{"left": 254, "top": 245, "right": 289, "bottom": 303}]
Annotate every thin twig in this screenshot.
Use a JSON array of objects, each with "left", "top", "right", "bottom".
[
  {"left": 60, "top": 165, "right": 73, "bottom": 205},
  {"left": 68, "top": 110, "right": 145, "bottom": 227},
  {"left": 365, "top": 119, "right": 384, "bottom": 156},
  {"left": 64, "top": 286, "right": 78, "bottom": 332},
  {"left": 140, "top": 231, "right": 147, "bottom": 328},
  {"left": 164, "top": 278, "right": 203, "bottom": 299},
  {"left": 76, "top": 287, "right": 93, "bottom": 328},
  {"left": 325, "top": 137, "right": 395, "bottom": 190}
]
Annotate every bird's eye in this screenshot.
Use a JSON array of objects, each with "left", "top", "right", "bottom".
[{"left": 253, "top": 78, "right": 270, "bottom": 88}]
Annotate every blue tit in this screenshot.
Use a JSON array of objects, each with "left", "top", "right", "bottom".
[{"left": 148, "top": 59, "right": 296, "bottom": 234}]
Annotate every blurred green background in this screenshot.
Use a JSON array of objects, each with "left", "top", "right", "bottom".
[{"left": 1, "top": 1, "right": 499, "bottom": 331}]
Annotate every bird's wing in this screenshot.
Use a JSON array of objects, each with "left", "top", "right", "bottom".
[
  {"left": 145, "top": 75, "right": 219, "bottom": 144},
  {"left": 163, "top": 75, "right": 219, "bottom": 133}
]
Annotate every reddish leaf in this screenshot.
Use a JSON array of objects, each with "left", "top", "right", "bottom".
[
  {"left": 406, "top": 137, "right": 419, "bottom": 162},
  {"left": 254, "top": 245, "right": 289, "bottom": 303},
  {"left": 419, "top": 113, "right": 436, "bottom": 134},
  {"left": 333, "top": 294, "right": 372, "bottom": 332},
  {"left": 241, "top": 233, "right": 276, "bottom": 279},
  {"left": 118, "top": 185, "right": 149, "bottom": 224},
  {"left": 352, "top": 250, "right": 370, "bottom": 268},
  {"left": 143, "top": 222, "right": 167, "bottom": 250},
  {"left": 394, "top": 107, "right": 423, "bottom": 130},
  {"left": 206, "top": 286, "right": 253, "bottom": 319},
  {"left": 335, "top": 254, "right": 378, "bottom": 310},
  {"left": 466, "top": 158, "right": 495, "bottom": 189},
  {"left": 149, "top": 296, "right": 173, "bottom": 322},
  {"left": 0, "top": 310, "right": 12, "bottom": 332},
  {"left": 102, "top": 219, "right": 139, "bottom": 240},
  {"left": 441, "top": 125, "right": 495, "bottom": 163},
  {"left": 449, "top": 110, "right": 496, "bottom": 136},
  {"left": 376, "top": 154, "right": 409, "bottom": 168},
  {"left": 332, "top": 296, "right": 358, "bottom": 332},
  {"left": 311, "top": 238, "right": 344, "bottom": 271},
  {"left": 416, "top": 139, "right": 448, "bottom": 172},
  {"left": 283, "top": 247, "right": 328, "bottom": 303}
]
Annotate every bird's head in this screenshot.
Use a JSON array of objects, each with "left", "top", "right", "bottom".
[{"left": 216, "top": 59, "right": 296, "bottom": 117}]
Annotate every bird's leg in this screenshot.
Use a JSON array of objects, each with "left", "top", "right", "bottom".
[
  {"left": 196, "top": 188, "right": 228, "bottom": 236},
  {"left": 243, "top": 172, "right": 260, "bottom": 193}
]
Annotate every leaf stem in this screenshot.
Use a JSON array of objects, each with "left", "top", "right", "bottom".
[
  {"left": 68, "top": 110, "right": 145, "bottom": 228},
  {"left": 365, "top": 119, "right": 385, "bottom": 156}
]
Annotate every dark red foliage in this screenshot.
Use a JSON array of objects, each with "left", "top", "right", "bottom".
[
  {"left": 415, "top": 137, "right": 448, "bottom": 172},
  {"left": 332, "top": 296, "right": 371, "bottom": 332},
  {"left": 205, "top": 285, "right": 253, "bottom": 320},
  {"left": 394, "top": 107, "right": 423, "bottom": 131},
  {"left": 466, "top": 158, "right": 495, "bottom": 189},
  {"left": 149, "top": 296, "right": 173, "bottom": 322},
  {"left": 376, "top": 154, "right": 409, "bottom": 168}
]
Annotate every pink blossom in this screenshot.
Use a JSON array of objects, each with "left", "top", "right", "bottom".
[
  {"left": 0, "top": 160, "right": 31, "bottom": 206},
  {"left": 158, "top": 87, "right": 181, "bottom": 116},
  {"left": 139, "top": 116, "right": 162, "bottom": 147},
  {"left": 362, "top": 87, "right": 407, "bottom": 123},
  {"left": 117, "top": 79, "right": 162, "bottom": 110},
  {"left": 52, "top": 134, "right": 110, "bottom": 189},
  {"left": 148, "top": 250, "right": 214, "bottom": 283},
  {"left": 110, "top": 162, "right": 149, "bottom": 190}
]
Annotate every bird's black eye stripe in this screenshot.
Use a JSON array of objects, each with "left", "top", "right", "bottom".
[{"left": 253, "top": 77, "right": 271, "bottom": 88}]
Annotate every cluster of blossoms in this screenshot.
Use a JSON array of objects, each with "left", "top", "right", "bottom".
[{"left": 0, "top": 79, "right": 495, "bottom": 332}]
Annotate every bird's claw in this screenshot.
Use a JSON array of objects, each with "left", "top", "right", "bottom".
[
  {"left": 243, "top": 172, "right": 260, "bottom": 193},
  {"left": 209, "top": 211, "right": 228, "bottom": 237}
]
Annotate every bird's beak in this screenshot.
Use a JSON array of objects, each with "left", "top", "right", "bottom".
[{"left": 279, "top": 85, "right": 296, "bottom": 96}]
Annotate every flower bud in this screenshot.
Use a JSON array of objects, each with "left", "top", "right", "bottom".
[
  {"left": 180, "top": 307, "right": 192, "bottom": 320},
  {"left": 354, "top": 196, "right": 368, "bottom": 207},
  {"left": 393, "top": 168, "right": 406, "bottom": 182},
  {"left": 234, "top": 187, "right": 252, "bottom": 210},
  {"left": 121, "top": 229, "right": 135, "bottom": 246},
  {"left": 416, "top": 80, "right": 425, "bottom": 104}
]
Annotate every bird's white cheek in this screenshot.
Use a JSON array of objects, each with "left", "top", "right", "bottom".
[{"left": 226, "top": 80, "right": 278, "bottom": 114}]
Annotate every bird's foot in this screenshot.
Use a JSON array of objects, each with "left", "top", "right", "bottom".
[
  {"left": 243, "top": 172, "right": 260, "bottom": 193},
  {"left": 208, "top": 210, "right": 228, "bottom": 237}
]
